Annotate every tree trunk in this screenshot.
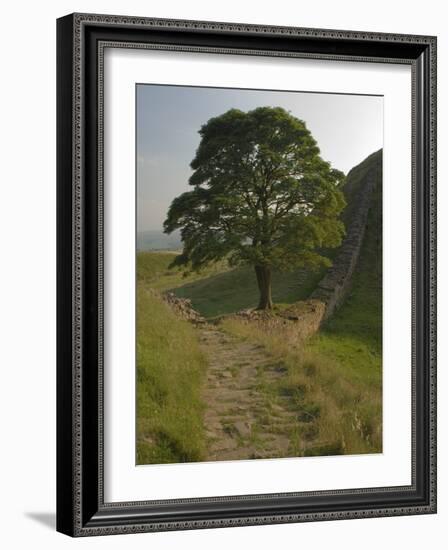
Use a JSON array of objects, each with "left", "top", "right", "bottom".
[{"left": 255, "top": 265, "right": 273, "bottom": 310}]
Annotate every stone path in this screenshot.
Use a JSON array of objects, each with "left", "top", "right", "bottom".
[{"left": 198, "top": 325, "right": 301, "bottom": 461}]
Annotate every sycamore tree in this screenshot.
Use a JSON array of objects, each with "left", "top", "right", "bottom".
[{"left": 164, "top": 107, "right": 346, "bottom": 310}]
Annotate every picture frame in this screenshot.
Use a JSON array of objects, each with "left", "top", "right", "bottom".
[{"left": 56, "top": 12, "right": 437, "bottom": 537}]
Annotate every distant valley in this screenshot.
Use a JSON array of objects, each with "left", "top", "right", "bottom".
[{"left": 137, "top": 229, "right": 182, "bottom": 251}]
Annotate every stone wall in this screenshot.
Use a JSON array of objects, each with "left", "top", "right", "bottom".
[
  {"left": 310, "top": 156, "right": 380, "bottom": 320},
  {"left": 230, "top": 300, "right": 327, "bottom": 345},
  {"left": 162, "top": 291, "right": 206, "bottom": 324}
]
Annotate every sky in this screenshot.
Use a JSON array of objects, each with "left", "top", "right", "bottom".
[{"left": 137, "top": 84, "right": 383, "bottom": 233}]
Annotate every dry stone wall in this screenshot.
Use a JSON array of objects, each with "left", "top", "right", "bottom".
[
  {"left": 310, "top": 157, "right": 380, "bottom": 320},
  {"left": 162, "top": 291, "right": 206, "bottom": 324},
  {"left": 231, "top": 300, "right": 327, "bottom": 345}
]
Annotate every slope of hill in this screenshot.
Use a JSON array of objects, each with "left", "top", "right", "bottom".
[
  {"left": 342, "top": 149, "right": 383, "bottom": 224},
  {"left": 312, "top": 149, "right": 382, "bottom": 378},
  {"left": 325, "top": 150, "right": 382, "bottom": 340},
  {"left": 136, "top": 252, "right": 328, "bottom": 319},
  {"left": 136, "top": 283, "right": 208, "bottom": 464}
]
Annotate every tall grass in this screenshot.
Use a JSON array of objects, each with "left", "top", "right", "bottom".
[
  {"left": 136, "top": 284, "right": 207, "bottom": 464},
  {"left": 221, "top": 318, "right": 381, "bottom": 455}
]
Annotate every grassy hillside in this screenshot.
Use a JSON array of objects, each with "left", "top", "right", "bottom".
[
  {"left": 342, "top": 150, "right": 382, "bottom": 225},
  {"left": 137, "top": 252, "right": 231, "bottom": 291},
  {"left": 136, "top": 283, "right": 207, "bottom": 464},
  {"left": 137, "top": 253, "right": 328, "bottom": 319},
  {"left": 173, "top": 265, "right": 328, "bottom": 318},
  {"left": 311, "top": 152, "right": 382, "bottom": 383},
  {"left": 306, "top": 150, "right": 382, "bottom": 450}
]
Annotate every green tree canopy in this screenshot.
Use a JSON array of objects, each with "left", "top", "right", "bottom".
[{"left": 164, "top": 106, "right": 346, "bottom": 309}]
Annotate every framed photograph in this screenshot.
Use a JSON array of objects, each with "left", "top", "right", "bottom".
[{"left": 56, "top": 13, "right": 437, "bottom": 536}]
